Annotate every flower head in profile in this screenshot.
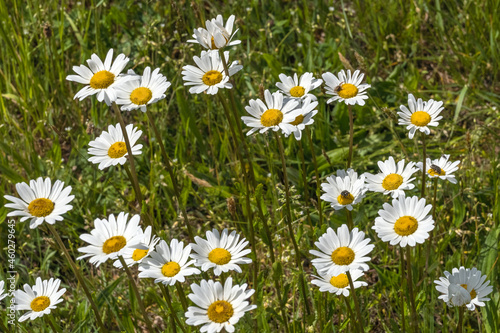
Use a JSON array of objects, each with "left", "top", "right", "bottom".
[
  {"left": 276, "top": 72, "right": 322, "bottom": 101},
  {"left": 114, "top": 226, "right": 160, "bottom": 268},
  {"left": 364, "top": 156, "right": 419, "bottom": 198},
  {"left": 284, "top": 97, "right": 318, "bottom": 140},
  {"left": 4, "top": 177, "right": 74, "bottom": 229},
  {"left": 182, "top": 51, "right": 242, "bottom": 95},
  {"left": 190, "top": 229, "right": 252, "bottom": 276},
  {"left": 241, "top": 90, "right": 300, "bottom": 136},
  {"left": 323, "top": 69, "right": 370, "bottom": 106},
  {"left": 187, "top": 15, "right": 241, "bottom": 50},
  {"left": 15, "top": 278, "right": 66, "bottom": 322},
  {"left": 398, "top": 93, "right": 444, "bottom": 139},
  {"left": 116, "top": 67, "right": 171, "bottom": 112},
  {"left": 311, "top": 269, "right": 367, "bottom": 296},
  {"left": 321, "top": 168, "right": 367, "bottom": 211},
  {"left": 185, "top": 278, "right": 256, "bottom": 333},
  {"left": 87, "top": 123, "right": 143, "bottom": 170},
  {"left": 66, "top": 49, "right": 137, "bottom": 105},
  {"left": 0, "top": 281, "right": 7, "bottom": 301},
  {"left": 417, "top": 154, "right": 460, "bottom": 184}
]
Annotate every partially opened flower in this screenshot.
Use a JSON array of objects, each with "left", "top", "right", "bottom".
[
  {"left": 190, "top": 229, "right": 252, "bottom": 276},
  {"left": 15, "top": 278, "right": 66, "bottom": 322},
  {"left": 398, "top": 93, "right": 444, "bottom": 139},
  {"left": 185, "top": 278, "right": 256, "bottom": 333},
  {"left": 372, "top": 195, "right": 434, "bottom": 247},
  {"left": 311, "top": 269, "right": 367, "bottom": 296},
  {"left": 417, "top": 154, "right": 460, "bottom": 184},
  {"left": 116, "top": 67, "right": 171, "bottom": 112},
  {"left": 276, "top": 72, "right": 322, "bottom": 101},
  {"left": 77, "top": 212, "right": 145, "bottom": 267},
  {"left": 241, "top": 90, "right": 300, "bottom": 136},
  {"left": 364, "top": 156, "right": 419, "bottom": 198},
  {"left": 66, "top": 49, "right": 136, "bottom": 105},
  {"left": 187, "top": 15, "right": 241, "bottom": 50},
  {"left": 321, "top": 168, "right": 367, "bottom": 211},
  {"left": 114, "top": 226, "right": 160, "bottom": 268},
  {"left": 284, "top": 97, "right": 318, "bottom": 140},
  {"left": 323, "top": 69, "right": 370, "bottom": 106},
  {"left": 0, "top": 281, "right": 7, "bottom": 301},
  {"left": 310, "top": 224, "right": 374, "bottom": 276},
  {"left": 182, "top": 51, "right": 242, "bottom": 95},
  {"left": 87, "top": 123, "right": 143, "bottom": 170},
  {"left": 4, "top": 177, "right": 74, "bottom": 229}
]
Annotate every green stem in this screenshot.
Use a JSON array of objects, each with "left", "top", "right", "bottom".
[
  {"left": 343, "top": 295, "right": 357, "bottom": 333},
  {"left": 46, "top": 315, "right": 62, "bottom": 333},
  {"left": 347, "top": 105, "right": 354, "bottom": 168},
  {"left": 298, "top": 140, "right": 312, "bottom": 225},
  {"left": 425, "top": 178, "right": 438, "bottom": 272},
  {"left": 457, "top": 306, "right": 464, "bottom": 333},
  {"left": 400, "top": 249, "right": 406, "bottom": 333},
  {"left": 346, "top": 210, "right": 354, "bottom": 229},
  {"left": 159, "top": 284, "right": 187, "bottom": 333},
  {"left": 175, "top": 283, "right": 188, "bottom": 312},
  {"left": 406, "top": 247, "right": 418, "bottom": 332},
  {"left": 347, "top": 270, "right": 364, "bottom": 333},
  {"left": 0, "top": 318, "right": 8, "bottom": 333},
  {"left": 306, "top": 128, "right": 323, "bottom": 227},
  {"left": 421, "top": 132, "right": 427, "bottom": 197}
]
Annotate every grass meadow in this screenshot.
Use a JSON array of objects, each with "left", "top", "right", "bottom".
[{"left": 1, "top": 0, "right": 499, "bottom": 332}]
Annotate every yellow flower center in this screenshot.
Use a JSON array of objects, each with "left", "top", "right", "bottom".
[
  {"left": 202, "top": 70, "right": 223, "bottom": 86},
  {"left": 382, "top": 173, "right": 403, "bottom": 191},
  {"left": 331, "top": 246, "right": 355, "bottom": 266},
  {"left": 410, "top": 111, "right": 431, "bottom": 126},
  {"left": 330, "top": 273, "right": 349, "bottom": 288},
  {"left": 132, "top": 248, "right": 149, "bottom": 261},
  {"left": 130, "top": 87, "right": 152, "bottom": 105},
  {"left": 337, "top": 83, "right": 358, "bottom": 99},
  {"left": 161, "top": 261, "right": 181, "bottom": 277},
  {"left": 102, "top": 236, "right": 127, "bottom": 254},
  {"left": 290, "top": 86, "right": 305, "bottom": 97},
  {"left": 89, "top": 70, "right": 115, "bottom": 89},
  {"left": 394, "top": 216, "right": 418, "bottom": 236},
  {"left": 337, "top": 190, "right": 354, "bottom": 206},
  {"left": 290, "top": 114, "right": 304, "bottom": 126},
  {"left": 260, "top": 108, "right": 283, "bottom": 127},
  {"left": 428, "top": 164, "right": 446, "bottom": 176},
  {"left": 107, "top": 142, "right": 127, "bottom": 158},
  {"left": 208, "top": 248, "right": 232, "bottom": 265},
  {"left": 207, "top": 300, "right": 234, "bottom": 323},
  {"left": 27, "top": 198, "right": 55, "bottom": 217},
  {"left": 460, "top": 284, "right": 477, "bottom": 299},
  {"left": 30, "top": 296, "right": 51, "bottom": 312}
]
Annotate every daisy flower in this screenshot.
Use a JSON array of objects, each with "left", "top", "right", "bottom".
[
  {"left": 320, "top": 168, "right": 367, "bottom": 211},
  {"left": 311, "top": 269, "right": 367, "bottom": 296},
  {"left": 398, "top": 93, "right": 444, "bottom": 139},
  {"left": 323, "top": 69, "right": 370, "bottom": 106},
  {"left": 182, "top": 51, "right": 242, "bottom": 95},
  {"left": 66, "top": 49, "right": 137, "bottom": 105},
  {"left": 187, "top": 15, "right": 241, "bottom": 50},
  {"left": 284, "top": 97, "right": 319, "bottom": 140},
  {"left": 435, "top": 267, "right": 493, "bottom": 310},
  {"left": 87, "top": 123, "right": 143, "bottom": 170},
  {"left": 364, "top": 156, "right": 419, "bottom": 198},
  {"left": 4, "top": 177, "right": 74, "bottom": 229},
  {"left": 138, "top": 239, "right": 200, "bottom": 286},
  {"left": 310, "top": 224, "right": 374, "bottom": 276},
  {"left": 417, "top": 154, "right": 460, "bottom": 184},
  {"left": 0, "top": 281, "right": 7, "bottom": 301},
  {"left": 372, "top": 195, "right": 434, "bottom": 247},
  {"left": 185, "top": 278, "right": 256, "bottom": 333},
  {"left": 15, "top": 277, "right": 66, "bottom": 322},
  {"left": 190, "top": 229, "right": 252, "bottom": 276},
  {"left": 115, "top": 67, "right": 171, "bottom": 112},
  {"left": 276, "top": 72, "right": 323, "bottom": 101},
  {"left": 241, "top": 90, "right": 301, "bottom": 136},
  {"left": 113, "top": 226, "right": 160, "bottom": 268},
  {"left": 77, "top": 212, "right": 145, "bottom": 267}
]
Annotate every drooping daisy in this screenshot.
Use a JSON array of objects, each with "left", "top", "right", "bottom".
[
  {"left": 276, "top": 72, "right": 323, "bottom": 101},
  {"left": 310, "top": 224, "right": 374, "bottom": 276},
  {"left": 241, "top": 90, "right": 301, "bottom": 136},
  {"left": 0, "top": 281, "right": 7, "bottom": 301},
  {"left": 138, "top": 239, "right": 200, "bottom": 286},
  {"left": 66, "top": 49, "right": 137, "bottom": 105},
  {"left": 284, "top": 97, "right": 318, "bottom": 140},
  {"left": 320, "top": 168, "right": 367, "bottom": 211},
  {"left": 323, "top": 69, "right": 371, "bottom": 106},
  {"left": 311, "top": 269, "right": 367, "bottom": 296},
  {"left": 115, "top": 67, "right": 171, "bottom": 112},
  {"left": 435, "top": 267, "right": 493, "bottom": 310},
  {"left": 77, "top": 212, "right": 145, "bottom": 267},
  {"left": 113, "top": 226, "right": 160, "bottom": 268},
  {"left": 190, "top": 229, "right": 252, "bottom": 276},
  {"left": 15, "top": 278, "right": 66, "bottom": 322},
  {"left": 182, "top": 51, "right": 242, "bottom": 95},
  {"left": 372, "top": 195, "right": 434, "bottom": 247},
  {"left": 187, "top": 15, "right": 241, "bottom": 50},
  {"left": 416, "top": 154, "right": 460, "bottom": 184},
  {"left": 398, "top": 93, "right": 444, "bottom": 139},
  {"left": 364, "top": 156, "right": 419, "bottom": 198},
  {"left": 87, "top": 123, "right": 143, "bottom": 170},
  {"left": 185, "top": 278, "right": 256, "bottom": 333},
  {"left": 4, "top": 177, "right": 74, "bottom": 229}
]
